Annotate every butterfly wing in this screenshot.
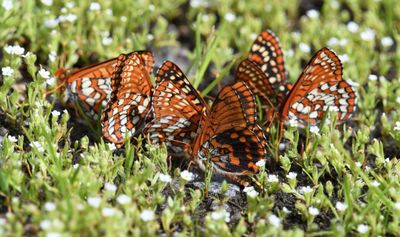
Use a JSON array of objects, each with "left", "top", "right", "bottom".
[
  {"left": 144, "top": 61, "right": 208, "bottom": 156},
  {"left": 248, "top": 30, "right": 287, "bottom": 91},
  {"left": 193, "top": 81, "right": 268, "bottom": 175},
  {"left": 235, "top": 59, "right": 275, "bottom": 108},
  {"left": 281, "top": 47, "right": 356, "bottom": 126},
  {"left": 101, "top": 51, "right": 153, "bottom": 146},
  {"left": 55, "top": 57, "right": 118, "bottom": 120}
]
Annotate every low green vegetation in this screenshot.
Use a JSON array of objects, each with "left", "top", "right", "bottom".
[{"left": 1, "top": 0, "right": 399, "bottom": 236}]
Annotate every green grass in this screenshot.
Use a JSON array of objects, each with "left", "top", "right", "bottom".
[{"left": 1, "top": 0, "right": 400, "bottom": 236}]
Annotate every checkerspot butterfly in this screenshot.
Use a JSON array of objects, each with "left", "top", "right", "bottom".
[
  {"left": 101, "top": 51, "right": 153, "bottom": 146},
  {"left": 144, "top": 61, "right": 267, "bottom": 184},
  {"left": 236, "top": 30, "right": 356, "bottom": 130}
]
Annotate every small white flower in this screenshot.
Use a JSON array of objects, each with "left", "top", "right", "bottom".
[
  {"left": 393, "top": 121, "right": 400, "bottom": 131},
  {"left": 309, "top": 126, "right": 320, "bottom": 135},
  {"left": 327, "top": 37, "right": 339, "bottom": 47},
  {"left": 306, "top": 9, "right": 319, "bottom": 19},
  {"left": 381, "top": 36, "right": 394, "bottom": 47},
  {"left": 102, "top": 37, "right": 113, "bottom": 46},
  {"left": 107, "top": 143, "right": 116, "bottom": 151},
  {"left": 66, "top": 2, "right": 74, "bottom": 8},
  {"left": 255, "top": 159, "right": 266, "bottom": 167},
  {"left": 102, "top": 207, "right": 117, "bottom": 217},
  {"left": 371, "top": 180, "right": 380, "bottom": 187},
  {"left": 38, "top": 68, "right": 50, "bottom": 79},
  {"left": 299, "top": 43, "right": 311, "bottom": 53},
  {"left": 30, "top": 141, "right": 45, "bottom": 153},
  {"left": 46, "top": 77, "right": 56, "bottom": 86},
  {"left": 120, "top": 16, "right": 127, "bottom": 22},
  {"left": 246, "top": 189, "right": 259, "bottom": 198},
  {"left": 286, "top": 172, "right": 297, "bottom": 180},
  {"left": 40, "top": 219, "right": 51, "bottom": 229},
  {"left": 268, "top": 174, "right": 279, "bottom": 183},
  {"left": 355, "top": 161, "right": 362, "bottom": 167},
  {"left": 148, "top": 4, "right": 155, "bottom": 11},
  {"left": 44, "top": 18, "right": 59, "bottom": 28},
  {"left": 44, "top": 202, "right": 56, "bottom": 211},
  {"left": 360, "top": 28, "right": 375, "bottom": 41},
  {"left": 282, "top": 206, "right": 291, "bottom": 213},
  {"left": 147, "top": 34, "right": 154, "bottom": 41},
  {"left": 190, "top": 0, "right": 207, "bottom": 8},
  {"left": 335, "top": 201, "right": 348, "bottom": 211},
  {"left": 46, "top": 232, "right": 61, "bottom": 237},
  {"left": 268, "top": 214, "right": 281, "bottom": 227},
  {"left": 89, "top": 2, "right": 101, "bottom": 10},
  {"left": 41, "top": 0, "right": 53, "bottom": 6},
  {"left": 5, "top": 45, "right": 25, "bottom": 55},
  {"left": 300, "top": 186, "right": 313, "bottom": 194},
  {"left": 7, "top": 135, "right": 17, "bottom": 143},
  {"left": 357, "top": 224, "right": 369, "bottom": 234},
  {"left": 104, "top": 182, "right": 117, "bottom": 192},
  {"left": 395, "top": 97, "right": 400, "bottom": 104},
  {"left": 159, "top": 173, "right": 172, "bottom": 183},
  {"left": 87, "top": 197, "right": 102, "bottom": 208},
  {"left": 368, "top": 74, "right": 378, "bottom": 81},
  {"left": 285, "top": 49, "right": 294, "bottom": 57},
  {"left": 338, "top": 54, "right": 349, "bottom": 63},
  {"left": 105, "top": 9, "right": 112, "bottom": 15},
  {"left": 51, "top": 110, "right": 61, "bottom": 117},
  {"left": 2, "top": 0, "right": 13, "bottom": 10},
  {"left": 394, "top": 202, "right": 400, "bottom": 210},
  {"left": 0, "top": 217, "right": 6, "bottom": 225},
  {"left": 224, "top": 12, "right": 236, "bottom": 22},
  {"left": 2, "top": 66, "right": 14, "bottom": 76},
  {"left": 180, "top": 170, "right": 194, "bottom": 181},
  {"left": 65, "top": 13, "right": 77, "bottom": 22},
  {"left": 308, "top": 206, "right": 320, "bottom": 216},
  {"left": 243, "top": 186, "right": 255, "bottom": 193},
  {"left": 116, "top": 194, "right": 131, "bottom": 205},
  {"left": 211, "top": 210, "right": 230, "bottom": 222},
  {"left": 140, "top": 209, "right": 155, "bottom": 221},
  {"left": 339, "top": 38, "right": 348, "bottom": 46},
  {"left": 347, "top": 21, "right": 359, "bottom": 33}
]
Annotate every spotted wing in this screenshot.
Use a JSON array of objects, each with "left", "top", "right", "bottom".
[
  {"left": 281, "top": 47, "right": 356, "bottom": 126},
  {"left": 55, "top": 58, "right": 117, "bottom": 120},
  {"left": 235, "top": 59, "right": 276, "bottom": 108},
  {"left": 193, "top": 81, "right": 268, "bottom": 175},
  {"left": 101, "top": 51, "right": 153, "bottom": 146},
  {"left": 248, "top": 30, "right": 287, "bottom": 92},
  {"left": 144, "top": 61, "right": 208, "bottom": 157}
]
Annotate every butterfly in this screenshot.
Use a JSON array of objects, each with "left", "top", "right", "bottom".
[
  {"left": 236, "top": 30, "right": 356, "bottom": 132},
  {"left": 144, "top": 61, "right": 268, "bottom": 184},
  {"left": 55, "top": 57, "right": 117, "bottom": 121},
  {"left": 101, "top": 51, "right": 154, "bottom": 147}
]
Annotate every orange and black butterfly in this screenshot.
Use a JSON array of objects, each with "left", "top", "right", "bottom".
[
  {"left": 144, "top": 61, "right": 268, "bottom": 184},
  {"left": 236, "top": 30, "right": 356, "bottom": 131},
  {"left": 55, "top": 58, "right": 117, "bottom": 121},
  {"left": 101, "top": 51, "right": 154, "bottom": 147}
]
